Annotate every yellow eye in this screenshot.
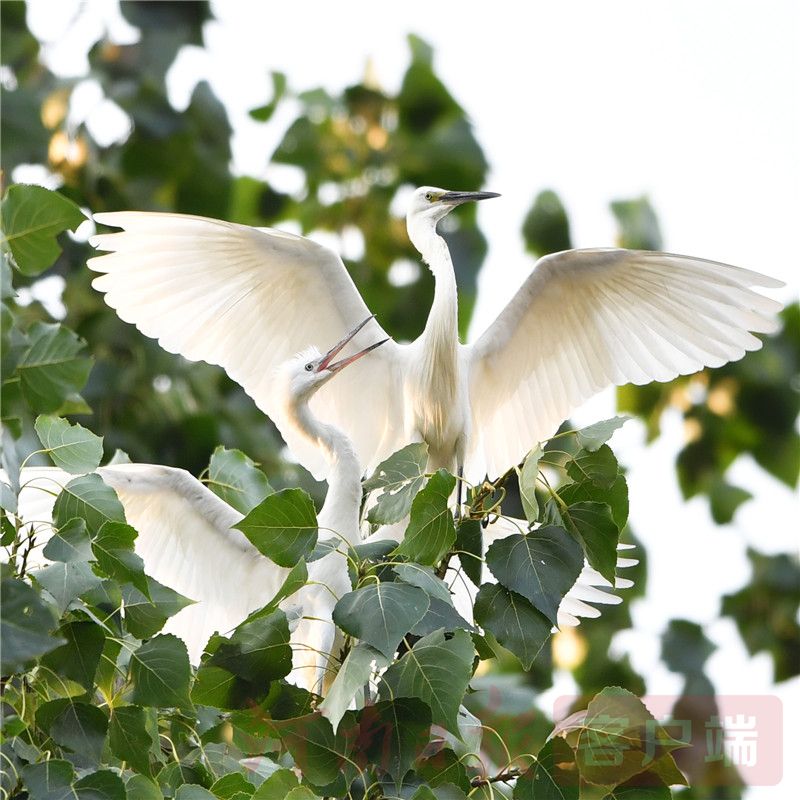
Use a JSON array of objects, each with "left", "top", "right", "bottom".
[{"left": 425, "top": 192, "right": 433, "bottom": 201}]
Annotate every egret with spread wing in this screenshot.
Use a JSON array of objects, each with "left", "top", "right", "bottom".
[
  {"left": 89, "top": 188, "right": 783, "bottom": 486},
  {"left": 8, "top": 320, "right": 387, "bottom": 692}
]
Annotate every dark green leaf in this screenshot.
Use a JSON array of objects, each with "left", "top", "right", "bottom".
[
  {"left": 108, "top": 705, "right": 157, "bottom": 777},
  {"left": 566, "top": 445, "right": 619, "bottom": 490},
  {"left": 518, "top": 445, "right": 543, "bottom": 522},
  {"left": 207, "top": 446, "right": 272, "bottom": 514},
  {"left": 454, "top": 518, "right": 483, "bottom": 586},
  {"left": 709, "top": 480, "right": 752, "bottom": 524},
  {"left": 395, "top": 469, "right": 456, "bottom": 565},
  {"left": 125, "top": 776, "right": 161, "bottom": 800},
  {"left": 21, "top": 760, "right": 76, "bottom": 800},
  {"left": 38, "top": 700, "right": 108, "bottom": 762},
  {"left": 1, "top": 184, "right": 86, "bottom": 275},
  {"left": 210, "top": 608, "right": 292, "bottom": 684},
  {"left": 0, "top": 576, "right": 63, "bottom": 671},
  {"left": 379, "top": 628, "right": 474, "bottom": 734},
  {"left": 52, "top": 474, "right": 125, "bottom": 535},
  {"left": 411, "top": 597, "right": 476, "bottom": 636},
  {"left": 575, "top": 417, "right": 630, "bottom": 452},
  {"left": 235, "top": 488, "right": 318, "bottom": 568},
  {"left": 522, "top": 189, "right": 572, "bottom": 257},
  {"left": 486, "top": 526, "right": 584, "bottom": 624},
  {"left": 360, "top": 697, "right": 431, "bottom": 784},
  {"left": 564, "top": 502, "right": 619, "bottom": 584},
  {"left": 122, "top": 577, "right": 193, "bottom": 639},
  {"left": 175, "top": 787, "right": 217, "bottom": 800},
  {"left": 74, "top": 771, "right": 126, "bottom": 800},
  {"left": 33, "top": 560, "right": 101, "bottom": 613},
  {"left": 513, "top": 738, "right": 578, "bottom": 799},
  {"left": 34, "top": 415, "right": 103, "bottom": 474},
  {"left": 365, "top": 442, "right": 429, "bottom": 525},
  {"left": 41, "top": 620, "right": 105, "bottom": 690},
  {"left": 191, "top": 665, "right": 238, "bottom": 709},
  {"left": 394, "top": 563, "right": 453, "bottom": 603},
  {"left": 92, "top": 521, "right": 149, "bottom": 596},
  {"left": 130, "top": 634, "right": 193, "bottom": 711},
  {"left": 333, "top": 582, "right": 429, "bottom": 658},
  {"left": 559, "top": 473, "right": 629, "bottom": 531},
  {"left": 16, "top": 323, "right": 93, "bottom": 414},
  {"left": 473, "top": 584, "right": 552, "bottom": 670},
  {"left": 42, "top": 518, "right": 92, "bottom": 562},
  {"left": 251, "top": 768, "right": 299, "bottom": 799},
  {"left": 319, "top": 642, "right": 387, "bottom": 730},
  {"left": 210, "top": 773, "right": 256, "bottom": 799},
  {"left": 415, "top": 747, "right": 470, "bottom": 791}
]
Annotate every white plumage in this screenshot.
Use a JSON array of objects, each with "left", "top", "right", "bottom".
[{"left": 89, "top": 187, "right": 783, "bottom": 486}]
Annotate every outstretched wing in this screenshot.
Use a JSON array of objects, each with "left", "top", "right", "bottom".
[
  {"left": 12, "top": 465, "right": 287, "bottom": 662},
  {"left": 465, "top": 249, "right": 783, "bottom": 480},
  {"left": 89, "top": 212, "right": 405, "bottom": 478}
]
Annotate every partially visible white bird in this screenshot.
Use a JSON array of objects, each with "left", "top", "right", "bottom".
[
  {"left": 88, "top": 188, "right": 783, "bottom": 486},
  {"left": 5, "top": 319, "right": 388, "bottom": 693}
]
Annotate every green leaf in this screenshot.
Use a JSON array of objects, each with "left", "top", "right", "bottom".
[
  {"left": 74, "top": 770, "right": 126, "bottom": 800},
  {"left": 210, "top": 608, "right": 292, "bottom": 684},
  {"left": 251, "top": 768, "right": 299, "bottom": 799},
  {"left": 379, "top": 628, "right": 475, "bottom": 734},
  {"left": 394, "top": 563, "right": 453, "bottom": 604},
  {"left": 122, "top": 577, "right": 193, "bottom": 639},
  {"left": 38, "top": 700, "right": 108, "bottom": 762},
  {"left": 559, "top": 473, "right": 629, "bottom": 531},
  {"left": 485, "top": 526, "right": 584, "bottom": 624},
  {"left": 1, "top": 184, "right": 86, "bottom": 275},
  {"left": 522, "top": 189, "right": 572, "bottom": 257},
  {"left": 268, "top": 712, "right": 350, "bottom": 787},
  {"left": 130, "top": 634, "right": 194, "bottom": 711},
  {"left": 473, "top": 584, "right": 552, "bottom": 670},
  {"left": 21, "top": 760, "right": 77, "bottom": 800},
  {"left": 108, "top": 705, "right": 157, "bottom": 777},
  {"left": 35, "top": 415, "right": 103, "bottom": 474},
  {"left": 454, "top": 518, "right": 483, "bottom": 587},
  {"left": 360, "top": 697, "right": 432, "bottom": 784},
  {"left": 575, "top": 416, "right": 630, "bottom": 452},
  {"left": 52, "top": 474, "right": 126, "bottom": 535},
  {"left": 207, "top": 446, "right": 273, "bottom": 514},
  {"left": 254, "top": 559, "right": 308, "bottom": 617},
  {"left": 518, "top": 445, "right": 543, "bottom": 523},
  {"left": 411, "top": 597, "right": 476, "bottom": 636},
  {"left": 365, "top": 442, "right": 429, "bottom": 525},
  {"left": 33, "top": 560, "right": 102, "bottom": 613},
  {"left": 175, "top": 787, "right": 217, "bottom": 800},
  {"left": 16, "top": 322, "right": 93, "bottom": 414},
  {"left": 209, "top": 773, "right": 256, "bottom": 799},
  {"left": 125, "top": 776, "right": 161, "bottom": 800},
  {"left": 566, "top": 445, "right": 619, "bottom": 490},
  {"left": 41, "top": 620, "right": 105, "bottom": 690},
  {"left": 333, "top": 582, "right": 429, "bottom": 658},
  {"left": 395, "top": 469, "right": 456, "bottom": 565},
  {"left": 0, "top": 577, "right": 64, "bottom": 671},
  {"left": 513, "top": 738, "right": 578, "bottom": 799},
  {"left": 92, "top": 521, "right": 149, "bottom": 596},
  {"left": 709, "top": 480, "right": 752, "bottom": 524},
  {"left": 42, "top": 518, "right": 93, "bottom": 562},
  {"left": 235, "top": 488, "right": 318, "bottom": 567},
  {"left": 0, "top": 479, "right": 17, "bottom": 512},
  {"left": 611, "top": 196, "right": 663, "bottom": 251},
  {"left": 319, "top": 642, "right": 387, "bottom": 730},
  {"left": 191, "top": 665, "right": 238, "bottom": 709},
  {"left": 564, "top": 502, "right": 619, "bottom": 584},
  {"left": 415, "top": 747, "right": 470, "bottom": 791}
]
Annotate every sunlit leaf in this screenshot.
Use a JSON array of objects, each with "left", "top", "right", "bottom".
[
  {"left": 574, "top": 417, "right": 630, "bottom": 452},
  {"left": 52, "top": 473, "right": 125, "bottom": 535},
  {"left": 35, "top": 415, "right": 103, "bottom": 474},
  {"left": 518, "top": 445, "right": 543, "bottom": 523},
  {"left": 379, "top": 628, "right": 474, "bottom": 734},
  {"left": 235, "top": 488, "right": 318, "bottom": 568},
  {"left": 365, "top": 442, "right": 429, "bottom": 525},
  {"left": 319, "top": 642, "right": 386, "bottom": 730},
  {"left": 333, "top": 582, "right": 429, "bottom": 658},
  {"left": 130, "top": 634, "right": 193, "bottom": 711},
  {"left": 1, "top": 184, "right": 85, "bottom": 275},
  {"left": 207, "top": 445, "right": 272, "bottom": 514},
  {"left": 395, "top": 469, "right": 456, "bottom": 566}
]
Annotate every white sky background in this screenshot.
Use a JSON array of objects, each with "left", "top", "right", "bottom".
[{"left": 24, "top": 1, "right": 800, "bottom": 796}]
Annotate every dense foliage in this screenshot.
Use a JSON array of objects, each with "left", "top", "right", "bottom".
[{"left": 1, "top": 2, "right": 798, "bottom": 798}]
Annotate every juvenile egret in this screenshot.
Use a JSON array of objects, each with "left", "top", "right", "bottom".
[
  {"left": 88, "top": 188, "right": 783, "bottom": 486},
  {"left": 6, "top": 320, "right": 388, "bottom": 692}
]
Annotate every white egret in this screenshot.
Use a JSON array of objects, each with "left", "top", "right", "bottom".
[
  {"left": 88, "top": 188, "right": 783, "bottom": 488},
  {"left": 6, "top": 319, "right": 388, "bottom": 692}
]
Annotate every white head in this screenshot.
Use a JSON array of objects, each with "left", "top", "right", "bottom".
[
  {"left": 407, "top": 185, "right": 500, "bottom": 226},
  {"left": 278, "top": 316, "right": 389, "bottom": 407}
]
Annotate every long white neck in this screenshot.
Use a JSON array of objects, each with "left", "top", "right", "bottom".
[
  {"left": 288, "top": 399, "right": 362, "bottom": 546},
  {"left": 407, "top": 214, "right": 459, "bottom": 350}
]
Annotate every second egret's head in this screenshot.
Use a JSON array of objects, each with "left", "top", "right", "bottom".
[
  {"left": 407, "top": 186, "right": 500, "bottom": 225},
  {"left": 280, "top": 315, "right": 389, "bottom": 403}
]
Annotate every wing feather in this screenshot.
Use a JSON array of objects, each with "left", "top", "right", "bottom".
[
  {"left": 89, "top": 212, "right": 405, "bottom": 478},
  {"left": 466, "top": 249, "right": 782, "bottom": 480}
]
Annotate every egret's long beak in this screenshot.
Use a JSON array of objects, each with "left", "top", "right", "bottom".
[
  {"left": 318, "top": 315, "right": 390, "bottom": 373},
  {"left": 440, "top": 190, "right": 500, "bottom": 205}
]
